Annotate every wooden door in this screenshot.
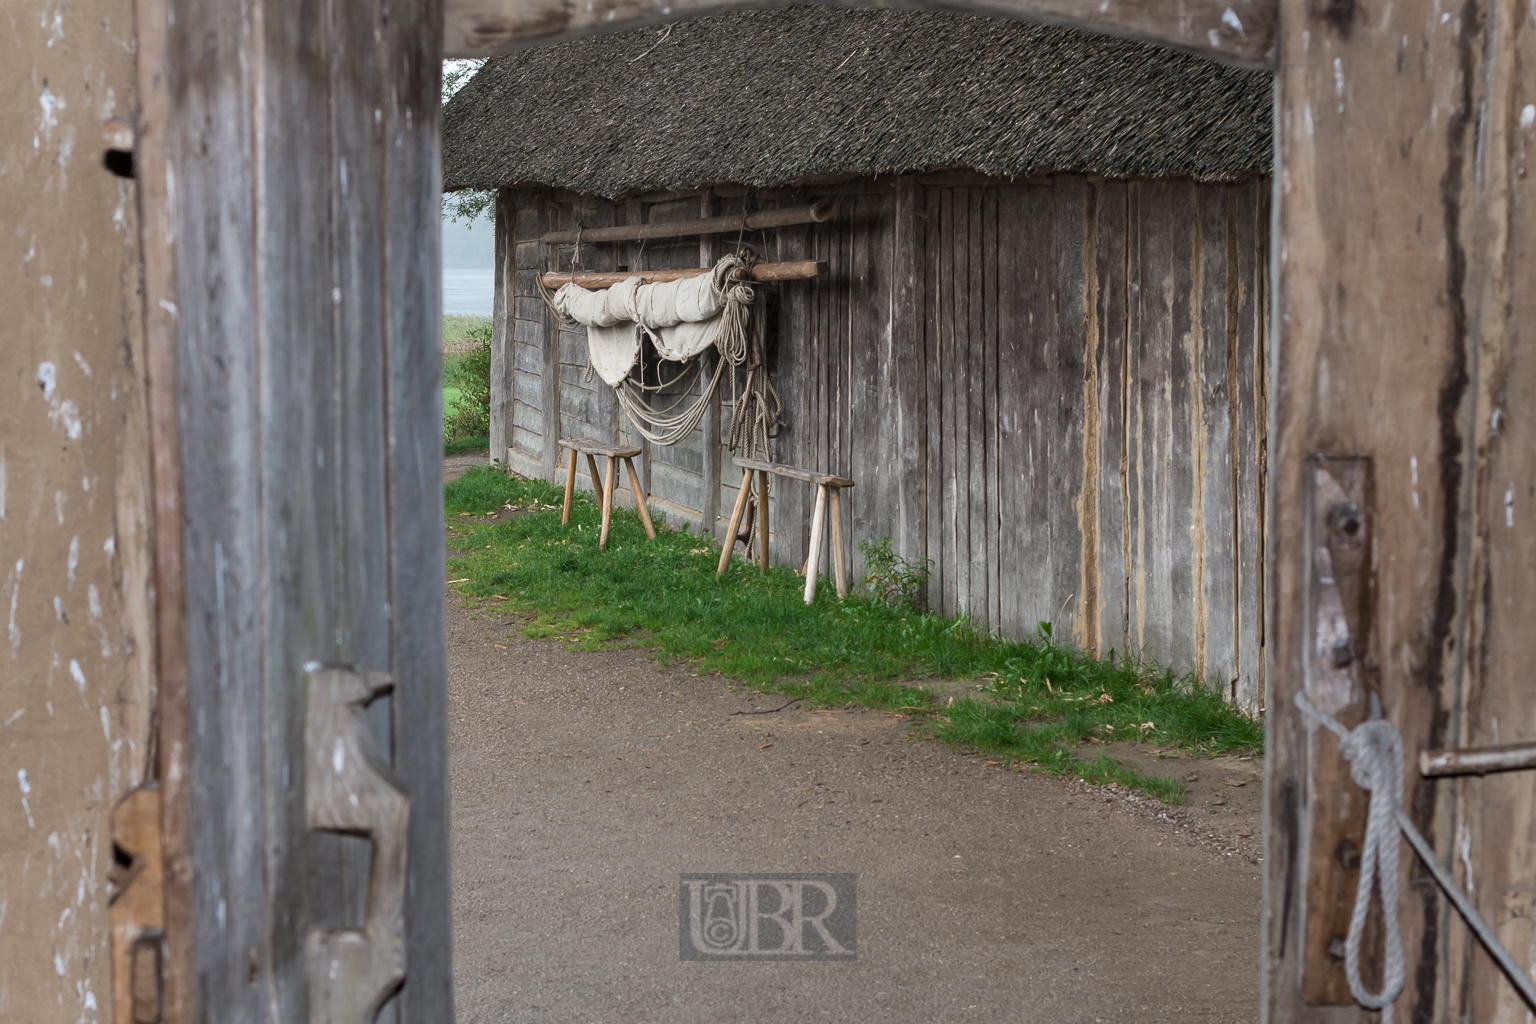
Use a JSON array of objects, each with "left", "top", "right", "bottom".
[
  {"left": 1261, "top": 0, "right": 1536, "bottom": 1019},
  {"left": 134, "top": 0, "right": 453, "bottom": 1019}
]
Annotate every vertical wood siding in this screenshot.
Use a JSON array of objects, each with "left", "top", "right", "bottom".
[{"left": 493, "top": 174, "right": 1268, "bottom": 704}]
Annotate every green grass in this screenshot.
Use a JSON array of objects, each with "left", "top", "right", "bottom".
[
  {"left": 444, "top": 435, "right": 489, "bottom": 456},
  {"left": 443, "top": 313, "right": 492, "bottom": 349},
  {"left": 445, "top": 465, "right": 1264, "bottom": 802},
  {"left": 443, "top": 316, "right": 492, "bottom": 452}
]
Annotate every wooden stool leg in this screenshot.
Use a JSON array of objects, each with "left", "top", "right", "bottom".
[
  {"left": 585, "top": 452, "right": 604, "bottom": 505},
  {"left": 718, "top": 469, "right": 754, "bottom": 576},
  {"left": 804, "top": 483, "right": 828, "bottom": 605},
  {"left": 757, "top": 470, "right": 770, "bottom": 572},
  {"left": 829, "top": 485, "right": 847, "bottom": 599},
  {"left": 624, "top": 457, "right": 656, "bottom": 539},
  {"left": 562, "top": 451, "right": 578, "bottom": 525},
  {"left": 599, "top": 455, "right": 617, "bottom": 551}
]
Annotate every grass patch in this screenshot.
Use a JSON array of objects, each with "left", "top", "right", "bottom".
[
  {"left": 445, "top": 465, "right": 1263, "bottom": 802},
  {"left": 443, "top": 313, "right": 492, "bottom": 350},
  {"left": 444, "top": 316, "right": 491, "bottom": 452},
  {"left": 444, "top": 435, "right": 489, "bottom": 456}
]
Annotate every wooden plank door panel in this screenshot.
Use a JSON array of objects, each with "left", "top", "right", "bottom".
[{"left": 137, "top": 0, "right": 452, "bottom": 1019}]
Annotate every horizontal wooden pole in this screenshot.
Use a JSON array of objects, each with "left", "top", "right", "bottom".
[
  {"left": 1420, "top": 742, "right": 1536, "bottom": 777},
  {"left": 734, "top": 456, "right": 854, "bottom": 488},
  {"left": 540, "top": 259, "right": 823, "bottom": 289},
  {"left": 445, "top": 0, "right": 1277, "bottom": 70},
  {"left": 542, "top": 203, "right": 832, "bottom": 245}
]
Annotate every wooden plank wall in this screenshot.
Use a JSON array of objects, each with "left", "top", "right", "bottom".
[
  {"left": 493, "top": 174, "right": 1268, "bottom": 704},
  {"left": 146, "top": 0, "right": 454, "bottom": 1018}
]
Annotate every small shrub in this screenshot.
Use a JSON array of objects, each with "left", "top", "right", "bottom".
[
  {"left": 860, "top": 536, "right": 932, "bottom": 610},
  {"left": 445, "top": 319, "right": 491, "bottom": 442}
]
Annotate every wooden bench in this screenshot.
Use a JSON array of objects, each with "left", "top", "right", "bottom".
[
  {"left": 718, "top": 457, "right": 854, "bottom": 604},
  {"left": 558, "top": 439, "right": 656, "bottom": 551}
]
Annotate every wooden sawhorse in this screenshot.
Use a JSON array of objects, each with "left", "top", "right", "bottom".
[
  {"left": 717, "top": 456, "right": 854, "bottom": 603},
  {"left": 558, "top": 438, "right": 656, "bottom": 551}
]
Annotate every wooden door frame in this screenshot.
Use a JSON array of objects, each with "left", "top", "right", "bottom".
[{"left": 141, "top": 0, "right": 1527, "bottom": 1020}]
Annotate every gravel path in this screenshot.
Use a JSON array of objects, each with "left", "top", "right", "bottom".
[{"left": 446, "top": 586, "right": 1264, "bottom": 1023}]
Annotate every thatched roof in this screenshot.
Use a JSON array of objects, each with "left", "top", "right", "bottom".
[{"left": 442, "top": 7, "right": 1271, "bottom": 199}]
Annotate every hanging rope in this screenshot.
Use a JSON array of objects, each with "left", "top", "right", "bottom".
[{"left": 1295, "top": 692, "right": 1536, "bottom": 1022}]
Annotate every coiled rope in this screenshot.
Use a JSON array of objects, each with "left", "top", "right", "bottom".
[
  {"left": 541, "top": 252, "right": 782, "bottom": 457},
  {"left": 1295, "top": 692, "right": 1536, "bottom": 1021}
]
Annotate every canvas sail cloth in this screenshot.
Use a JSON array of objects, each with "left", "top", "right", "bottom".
[
  {"left": 544, "top": 254, "right": 778, "bottom": 453},
  {"left": 552, "top": 267, "right": 735, "bottom": 387}
]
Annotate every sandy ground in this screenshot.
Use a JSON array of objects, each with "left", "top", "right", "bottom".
[
  {"left": 445, "top": 576, "right": 1266, "bottom": 1023},
  {"left": 446, "top": 450, "right": 491, "bottom": 483}
]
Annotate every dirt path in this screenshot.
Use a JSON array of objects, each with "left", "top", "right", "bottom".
[
  {"left": 445, "top": 449, "right": 490, "bottom": 483},
  {"left": 446, "top": 589, "right": 1265, "bottom": 1023}
]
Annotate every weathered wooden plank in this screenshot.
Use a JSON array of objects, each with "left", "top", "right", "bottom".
[
  {"left": 514, "top": 296, "right": 545, "bottom": 322},
  {"left": 379, "top": 1, "right": 453, "bottom": 1017},
  {"left": 965, "top": 186, "right": 989, "bottom": 627},
  {"left": 1463, "top": 56, "right": 1536, "bottom": 1011},
  {"left": 1235, "top": 178, "right": 1269, "bottom": 701},
  {"left": 144, "top": 0, "right": 449, "bottom": 1019},
  {"left": 698, "top": 192, "right": 722, "bottom": 538},
  {"left": 131, "top": 0, "right": 196, "bottom": 1009},
  {"left": 491, "top": 188, "right": 516, "bottom": 459},
  {"left": 891, "top": 176, "right": 927, "bottom": 579},
  {"left": 1261, "top": 0, "right": 1535, "bottom": 1015},
  {"left": 936, "top": 187, "right": 960, "bottom": 615},
  {"left": 846, "top": 192, "right": 890, "bottom": 585},
  {"left": 1074, "top": 181, "right": 1104, "bottom": 655},
  {"left": 1195, "top": 185, "right": 1237, "bottom": 692},
  {"left": 1226, "top": 182, "right": 1259, "bottom": 707},
  {"left": 773, "top": 190, "right": 813, "bottom": 565},
  {"left": 624, "top": 197, "right": 652, "bottom": 498},
  {"left": 1128, "top": 180, "right": 1177, "bottom": 666},
  {"left": 980, "top": 186, "right": 1001, "bottom": 630},
  {"left": 1014, "top": 182, "right": 1057, "bottom": 634},
  {"left": 514, "top": 371, "right": 544, "bottom": 410},
  {"left": 994, "top": 185, "right": 1025, "bottom": 636},
  {"left": 515, "top": 343, "right": 544, "bottom": 374},
  {"left": 443, "top": 0, "right": 1279, "bottom": 70},
  {"left": 1049, "top": 176, "right": 1088, "bottom": 644},
  {"left": 540, "top": 194, "right": 562, "bottom": 480},
  {"left": 1090, "top": 180, "right": 1130, "bottom": 660},
  {"left": 512, "top": 425, "right": 544, "bottom": 456},
  {"left": 734, "top": 458, "right": 855, "bottom": 487},
  {"left": 649, "top": 460, "right": 707, "bottom": 516},
  {"left": 329, "top": 0, "right": 396, "bottom": 989},
  {"left": 168, "top": 0, "right": 272, "bottom": 1010}
]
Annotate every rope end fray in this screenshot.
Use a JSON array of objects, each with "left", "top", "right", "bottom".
[{"left": 1294, "top": 692, "right": 1536, "bottom": 1018}]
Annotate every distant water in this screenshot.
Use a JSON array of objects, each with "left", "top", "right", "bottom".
[{"left": 443, "top": 268, "right": 494, "bottom": 316}]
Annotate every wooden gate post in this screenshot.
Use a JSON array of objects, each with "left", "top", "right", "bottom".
[
  {"left": 135, "top": 0, "right": 453, "bottom": 1020},
  {"left": 1263, "top": 0, "right": 1536, "bottom": 1019}
]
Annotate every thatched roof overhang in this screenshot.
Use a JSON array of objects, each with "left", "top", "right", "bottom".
[{"left": 443, "top": 6, "right": 1272, "bottom": 199}]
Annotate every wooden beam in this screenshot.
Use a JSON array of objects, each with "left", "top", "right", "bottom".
[
  {"left": 540, "top": 259, "right": 823, "bottom": 288},
  {"left": 1262, "top": 0, "right": 1536, "bottom": 1014},
  {"left": 444, "top": 0, "right": 1278, "bottom": 69},
  {"left": 542, "top": 202, "right": 833, "bottom": 245}
]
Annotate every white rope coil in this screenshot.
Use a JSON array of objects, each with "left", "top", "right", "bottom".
[{"left": 1295, "top": 692, "right": 1536, "bottom": 1020}]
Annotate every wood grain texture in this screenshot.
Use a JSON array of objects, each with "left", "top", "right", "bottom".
[
  {"left": 141, "top": 0, "right": 452, "bottom": 1019},
  {"left": 443, "top": 0, "right": 1278, "bottom": 69},
  {"left": 505, "top": 176, "right": 1268, "bottom": 699},
  {"left": 1261, "top": 0, "right": 1536, "bottom": 1016},
  {"left": 129, "top": 0, "right": 197, "bottom": 1010},
  {"left": 491, "top": 188, "right": 516, "bottom": 459}
]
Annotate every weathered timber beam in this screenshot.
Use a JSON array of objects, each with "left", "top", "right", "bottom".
[
  {"left": 1419, "top": 742, "right": 1536, "bottom": 778},
  {"left": 444, "top": 0, "right": 1277, "bottom": 70},
  {"left": 540, "top": 259, "right": 823, "bottom": 288},
  {"left": 542, "top": 202, "right": 833, "bottom": 245}
]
